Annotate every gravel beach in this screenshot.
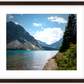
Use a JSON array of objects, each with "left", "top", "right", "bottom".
[{"left": 43, "top": 57, "right": 57, "bottom": 70}]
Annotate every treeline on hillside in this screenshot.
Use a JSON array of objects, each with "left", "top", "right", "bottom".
[
  {"left": 59, "top": 14, "right": 76, "bottom": 52},
  {"left": 42, "top": 46, "right": 58, "bottom": 50},
  {"left": 55, "top": 14, "right": 77, "bottom": 70}
]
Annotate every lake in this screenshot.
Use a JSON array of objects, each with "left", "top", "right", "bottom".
[{"left": 7, "top": 50, "right": 58, "bottom": 70}]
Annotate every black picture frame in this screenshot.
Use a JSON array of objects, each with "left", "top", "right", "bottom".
[{"left": 0, "top": 1, "right": 84, "bottom": 82}]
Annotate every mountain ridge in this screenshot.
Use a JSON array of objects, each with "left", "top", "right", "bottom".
[
  {"left": 6, "top": 21, "right": 43, "bottom": 50},
  {"left": 37, "top": 38, "right": 63, "bottom": 49}
]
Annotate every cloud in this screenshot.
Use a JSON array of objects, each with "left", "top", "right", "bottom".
[
  {"left": 35, "top": 18, "right": 37, "bottom": 20},
  {"left": 33, "top": 27, "right": 64, "bottom": 44},
  {"left": 7, "top": 14, "right": 14, "bottom": 19},
  {"left": 33, "top": 23, "right": 42, "bottom": 27},
  {"left": 48, "top": 16, "right": 54, "bottom": 20},
  {"left": 47, "top": 16, "right": 67, "bottom": 24},
  {"left": 14, "top": 22, "right": 18, "bottom": 25}
]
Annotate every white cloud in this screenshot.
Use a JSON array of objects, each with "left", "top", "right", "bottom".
[
  {"left": 33, "top": 27, "right": 63, "bottom": 44},
  {"left": 48, "top": 16, "right": 55, "bottom": 20},
  {"left": 35, "top": 18, "right": 37, "bottom": 20},
  {"left": 14, "top": 22, "right": 18, "bottom": 25},
  {"left": 47, "top": 16, "right": 67, "bottom": 24},
  {"left": 33, "top": 23, "right": 42, "bottom": 27},
  {"left": 7, "top": 14, "right": 14, "bottom": 19}
]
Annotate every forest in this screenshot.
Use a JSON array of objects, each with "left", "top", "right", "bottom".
[{"left": 55, "top": 14, "right": 77, "bottom": 70}]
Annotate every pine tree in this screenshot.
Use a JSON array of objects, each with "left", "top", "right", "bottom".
[{"left": 59, "top": 14, "right": 76, "bottom": 52}]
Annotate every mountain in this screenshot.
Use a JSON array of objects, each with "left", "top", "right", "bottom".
[
  {"left": 49, "top": 38, "right": 63, "bottom": 49},
  {"left": 6, "top": 21, "right": 43, "bottom": 50},
  {"left": 37, "top": 40, "right": 48, "bottom": 46},
  {"left": 37, "top": 38, "right": 63, "bottom": 50}
]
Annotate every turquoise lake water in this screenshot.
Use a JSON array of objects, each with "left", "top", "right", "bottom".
[{"left": 7, "top": 50, "right": 58, "bottom": 70}]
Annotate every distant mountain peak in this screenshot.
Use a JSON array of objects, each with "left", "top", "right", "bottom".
[
  {"left": 37, "top": 38, "right": 63, "bottom": 49},
  {"left": 37, "top": 40, "right": 48, "bottom": 46}
]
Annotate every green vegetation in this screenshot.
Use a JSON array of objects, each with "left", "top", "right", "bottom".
[
  {"left": 55, "top": 43, "right": 76, "bottom": 70},
  {"left": 59, "top": 14, "right": 76, "bottom": 52},
  {"left": 42, "top": 46, "right": 59, "bottom": 50},
  {"left": 54, "top": 14, "right": 77, "bottom": 70}
]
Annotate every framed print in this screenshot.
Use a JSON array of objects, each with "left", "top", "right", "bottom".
[{"left": 0, "top": 1, "right": 84, "bottom": 82}]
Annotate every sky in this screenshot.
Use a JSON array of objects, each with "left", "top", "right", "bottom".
[{"left": 6, "top": 14, "right": 69, "bottom": 44}]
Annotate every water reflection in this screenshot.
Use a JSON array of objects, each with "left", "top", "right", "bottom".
[{"left": 7, "top": 50, "right": 58, "bottom": 70}]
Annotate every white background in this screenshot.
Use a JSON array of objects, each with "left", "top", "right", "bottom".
[{"left": 0, "top": 5, "right": 84, "bottom": 79}]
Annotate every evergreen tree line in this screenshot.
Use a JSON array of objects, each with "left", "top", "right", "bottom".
[
  {"left": 59, "top": 14, "right": 77, "bottom": 52},
  {"left": 55, "top": 14, "right": 77, "bottom": 70}
]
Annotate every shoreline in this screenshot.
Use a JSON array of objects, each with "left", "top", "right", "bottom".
[{"left": 43, "top": 55, "right": 57, "bottom": 70}]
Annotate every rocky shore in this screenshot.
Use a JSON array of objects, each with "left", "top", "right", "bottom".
[{"left": 43, "top": 56, "right": 57, "bottom": 70}]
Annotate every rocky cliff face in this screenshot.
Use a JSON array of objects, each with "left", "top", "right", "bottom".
[{"left": 6, "top": 21, "right": 43, "bottom": 50}]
